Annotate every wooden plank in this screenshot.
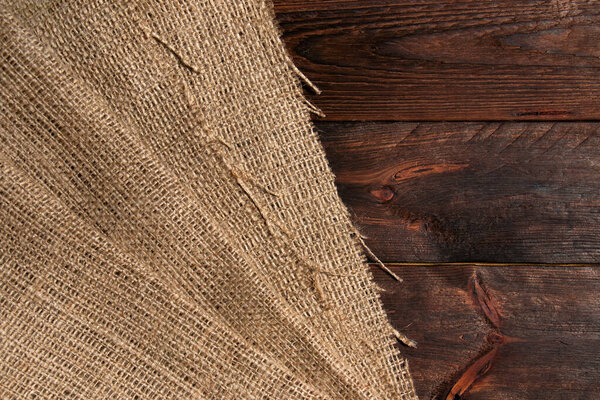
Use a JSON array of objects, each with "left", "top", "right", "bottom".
[
  {"left": 319, "top": 121, "right": 600, "bottom": 263},
  {"left": 372, "top": 263, "right": 600, "bottom": 399},
  {"left": 273, "top": 0, "right": 600, "bottom": 121}
]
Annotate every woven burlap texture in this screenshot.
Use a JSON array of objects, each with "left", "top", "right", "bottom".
[{"left": 0, "top": 1, "right": 417, "bottom": 399}]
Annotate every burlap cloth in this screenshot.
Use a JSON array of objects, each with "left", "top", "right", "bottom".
[{"left": 0, "top": 1, "right": 417, "bottom": 399}]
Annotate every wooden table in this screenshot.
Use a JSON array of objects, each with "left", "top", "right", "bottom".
[{"left": 273, "top": 1, "right": 600, "bottom": 398}]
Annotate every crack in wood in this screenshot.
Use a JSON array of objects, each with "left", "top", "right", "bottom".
[
  {"left": 445, "top": 347, "right": 500, "bottom": 400},
  {"left": 444, "top": 272, "right": 504, "bottom": 399},
  {"left": 469, "top": 273, "right": 501, "bottom": 330}
]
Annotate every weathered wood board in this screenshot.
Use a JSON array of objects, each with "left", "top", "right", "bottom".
[
  {"left": 318, "top": 121, "right": 600, "bottom": 263},
  {"left": 274, "top": 0, "right": 600, "bottom": 120},
  {"left": 373, "top": 264, "right": 600, "bottom": 399}
]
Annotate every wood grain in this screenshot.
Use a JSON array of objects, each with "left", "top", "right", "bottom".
[
  {"left": 319, "top": 121, "right": 600, "bottom": 263},
  {"left": 373, "top": 263, "right": 600, "bottom": 399},
  {"left": 273, "top": 3, "right": 600, "bottom": 398},
  {"left": 273, "top": 0, "right": 600, "bottom": 121}
]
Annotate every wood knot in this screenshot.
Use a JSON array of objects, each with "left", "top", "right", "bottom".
[
  {"left": 485, "top": 331, "right": 504, "bottom": 345},
  {"left": 370, "top": 185, "right": 395, "bottom": 202}
]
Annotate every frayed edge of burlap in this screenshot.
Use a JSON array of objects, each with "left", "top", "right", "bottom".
[{"left": 264, "top": 0, "right": 418, "bottom": 394}]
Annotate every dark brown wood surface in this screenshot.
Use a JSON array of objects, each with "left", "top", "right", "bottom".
[
  {"left": 318, "top": 121, "right": 600, "bottom": 263},
  {"left": 274, "top": 0, "right": 600, "bottom": 120},
  {"left": 372, "top": 264, "right": 600, "bottom": 400},
  {"left": 273, "top": 1, "right": 600, "bottom": 398}
]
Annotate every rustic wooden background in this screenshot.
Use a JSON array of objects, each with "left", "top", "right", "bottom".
[{"left": 273, "top": 1, "right": 600, "bottom": 398}]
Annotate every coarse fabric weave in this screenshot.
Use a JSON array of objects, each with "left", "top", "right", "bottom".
[{"left": 0, "top": 1, "right": 417, "bottom": 399}]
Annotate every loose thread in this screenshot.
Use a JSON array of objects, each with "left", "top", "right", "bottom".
[
  {"left": 303, "top": 98, "right": 326, "bottom": 118},
  {"left": 393, "top": 328, "right": 417, "bottom": 348},
  {"left": 208, "top": 136, "right": 233, "bottom": 151},
  {"left": 182, "top": 82, "right": 207, "bottom": 127},
  {"left": 373, "top": 283, "right": 387, "bottom": 293},
  {"left": 150, "top": 32, "right": 202, "bottom": 75},
  {"left": 183, "top": 82, "right": 195, "bottom": 107},
  {"left": 193, "top": 124, "right": 290, "bottom": 240},
  {"left": 184, "top": 88, "right": 334, "bottom": 307},
  {"left": 228, "top": 166, "right": 291, "bottom": 238},
  {"left": 231, "top": 168, "right": 279, "bottom": 197},
  {"left": 292, "top": 250, "right": 365, "bottom": 311},
  {"left": 232, "top": 170, "right": 275, "bottom": 232},
  {"left": 311, "top": 271, "right": 329, "bottom": 310},
  {"left": 297, "top": 253, "right": 354, "bottom": 278},
  {"left": 353, "top": 229, "right": 403, "bottom": 282},
  {"left": 287, "top": 58, "right": 325, "bottom": 117},
  {"left": 151, "top": 20, "right": 335, "bottom": 311},
  {"left": 287, "top": 59, "right": 322, "bottom": 95}
]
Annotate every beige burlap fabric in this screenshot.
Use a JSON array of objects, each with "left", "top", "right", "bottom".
[
  {"left": 0, "top": 158, "right": 331, "bottom": 399},
  {"left": 0, "top": 1, "right": 417, "bottom": 399}
]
